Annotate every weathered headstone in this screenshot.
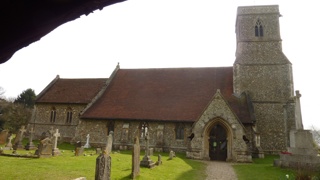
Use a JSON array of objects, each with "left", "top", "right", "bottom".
[
  {"left": 35, "top": 137, "right": 53, "bottom": 158},
  {"left": 105, "top": 131, "right": 113, "bottom": 155},
  {"left": 75, "top": 146, "right": 84, "bottom": 156},
  {"left": 96, "top": 148, "right": 102, "bottom": 155},
  {"left": 4, "top": 134, "right": 14, "bottom": 150},
  {"left": 25, "top": 127, "right": 36, "bottom": 150},
  {"left": 131, "top": 136, "right": 140, "bottom": 179},
  {"left": 83, "top": 134, "right": 91, "bottom": 148},
  {"left": 95, "top": 131, "right": 113, "bottom": 180},
  {"left": 0, "top": 130, "right": 8, "bottom": 144},
  {"left": 13, "top": 125, "right": 27, "bottom": 150},
  {"left": 169, "top": 150, "right": 176, "bottom": 160},
  {"left": 95, "top": 153, "right": 111, "bottom": 180},
  {"left": 156, "top": 154, "right": 162, "bottom": 165},
  {"left": 52, "top": 129, "right": 61, "bottom": 156},
  {"left": 140, "top": 132, "right": 155, "bottom": 168},
  {"left": 48, "top": 126, "right": 55, "bottom": 142}
]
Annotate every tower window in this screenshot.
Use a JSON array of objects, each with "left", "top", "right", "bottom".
[{"left": 255, "top": 19, "right": 263, "bottom": 37}]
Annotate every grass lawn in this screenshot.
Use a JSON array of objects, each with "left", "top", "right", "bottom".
[
  {"left": 233, "top": 155, "right": 296, "bottom": 180},
  {"left": 0, "top": 142, "right": 206, "bottom": 180}
]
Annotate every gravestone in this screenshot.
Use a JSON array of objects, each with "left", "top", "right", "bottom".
[
  {"left": 156, "top": 154, "right": 162, "bottom": 165},
  {"left": 96, "top": 148, "right": 102, "bottom": 155},
  {"left": 274, "top": 91, "right": 320, "bottom": 169},
  {"left": 169, "top": 150, "right": 176, "bottom": 160},
  {"left": 140, "top": 132, "right": 155, "bottom": 168},
  {"left": 4, "top": 134, "right": 14, "bottom": 150},
  {"left": 13, "top": 126, "right": 27, "bottom": 150},
  {"left": 131, "top": 136, "right": 140, "bottom": 179},
  {"left": 95, "top": 131, "right": 113, "bottom": 180},
  {"left": 48, "top": 127, "right": 55, "bottom": 138},
  {"left": 52, "top": 129, "right": 61, "bottom": 156},
  {"left": 75, "top": 146, "right": 84, "bottom": 156},
  {"left": 0, "top": 130, "right": 8, "bottom": 144},
  {"left": 83, "top": 134, "right": 91, "bottom": 148},
  {"left": 105, "top": 131, "right": 113, "bottom": 155},
  {"left": 40, "top": 132, "right": 47, "bottom": 140},
  {"left": 35, "top": 137, "right": 53, "bottom": 158},
  {"left": 25, "top": 127, "right": 36, "bottom": 150}
]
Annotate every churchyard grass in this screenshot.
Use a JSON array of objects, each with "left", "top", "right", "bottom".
[
  {"left": 0, "top": 142, "right": 206, "bottom": 180},
  {"left": 233, "top": 155, "right": 295, "bottom": 180}
]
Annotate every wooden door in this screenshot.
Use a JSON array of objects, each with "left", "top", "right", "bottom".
[{"left": 209, "top": 124, "right": 227, "bottom": 161}]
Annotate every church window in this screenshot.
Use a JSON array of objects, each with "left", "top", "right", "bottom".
[
  {"left": 175, "top": 123, "right": 184, "bottom": 140},
  {"left": 66, "top": 107, "right": 72, "bottom": 124},
  {"left": 255, "top": 19, "right": 263, "bottom": 37},
  {"left": 50, "top": 107, "right": 56, "bottom": 123},
  {"left": 121, "top": 122, "right": 129, "bottom": 142},
  {"left": 140, "top": 122, "right": 148, "bottom": 138}
]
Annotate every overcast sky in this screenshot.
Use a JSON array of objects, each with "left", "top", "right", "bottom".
[{"left": 0, "top": 0, "right": 319, "bottom": 129}]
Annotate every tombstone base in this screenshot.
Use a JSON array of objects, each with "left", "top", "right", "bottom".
[
  {"left": 140, "top": 155, "right": 155, "bottom": 168},
  {"left": 274, "top": 129, "right": 320, "bottom": 170},
  {"left": 52, "top": 148, "right": 61, "bottom": 156}
]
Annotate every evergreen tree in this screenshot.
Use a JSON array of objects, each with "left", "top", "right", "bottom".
[{"left": 14, "top": 88, "right": 36, "bottom": 108}]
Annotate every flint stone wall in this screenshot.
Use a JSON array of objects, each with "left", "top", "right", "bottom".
[
  {"left": 76, "top": 119, "right": 192, "bottom": 152},
  {"left": 29, "top": 103, "right": 85, "bottom": 141}
]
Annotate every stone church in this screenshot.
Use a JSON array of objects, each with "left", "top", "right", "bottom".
[{"left": 29, "top": 5, "right": 300, "bottom": 162}]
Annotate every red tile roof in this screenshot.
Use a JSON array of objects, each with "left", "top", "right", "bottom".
[
  {"left": 81, "top": 67, "right": 252, "bottom": 122},
  {"left": 36, "top": 77, "right": 107, "bottom": 104}
]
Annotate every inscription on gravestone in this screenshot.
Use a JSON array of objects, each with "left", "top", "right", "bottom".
[{"left": 95, "top": 131, "right": 113, "bottom": 180}]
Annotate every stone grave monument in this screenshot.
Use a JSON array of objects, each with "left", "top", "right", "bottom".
[
  {"left": 169, "top": 150, "right": 176, "bottom": 160},
  {"left": 75, "top": 141, "right": 84, "bottom": 156},
  {"left": 25, "top": 127, "right": 36, "bottom": 150},
  {"left": 95, "top": 131, "right": 113, "bottom": 180},
  {"left": 52, "top": 129, "right": 61, "bottom": 156},
  {"left": 131, "top": 136, "right": 140, "bottom": 179},
  {"left": 35, "top": 137, "right": 53, "bottom": 158},
  {"left": 13, "top": 125, "right": 26, "bottom": 150},
  {"left": 140, "top": 132, "right": 155, "bottom": 168},
  {"left": 4, "top": 134, "right": 14, "bottom": 150},
  {"left": 156, "top": 154, "right": 162, "bottom": 165},
  {"left": 274, "top": 91, "right": 320, "bottom": 169},
  {"left": 0, "top": 130, "right": 8, "bottom": 144},
  {"left": 83, "top": 134, "right": 91, "bottom": 148}
]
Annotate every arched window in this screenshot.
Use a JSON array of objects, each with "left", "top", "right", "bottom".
[
  {"left": 175, "top": 123, "right": 184, "bottom": 140},
  {"left": 255, "top": 19, "right": 263, "bottom": 37},
  {"left": 66, "top": 107, "right": 72, "bottom": 124},
  {"left": 140, "top": 122, "right": 148, "bottom": 138},
  {"left": 50, "top": 107, "right": 56, "bottom": 123}
]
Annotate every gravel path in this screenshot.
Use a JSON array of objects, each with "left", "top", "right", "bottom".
[{"left": 204, "top": 161, "right": 238, "bottom": 180}]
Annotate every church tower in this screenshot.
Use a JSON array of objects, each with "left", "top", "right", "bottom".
[{"left": 233, "top": 5, "right": 295, "bottom": 151}]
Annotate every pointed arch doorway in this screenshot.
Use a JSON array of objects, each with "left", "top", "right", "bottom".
[{"left": 209, "top": 124, "right": 227, "bottom": 161}]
